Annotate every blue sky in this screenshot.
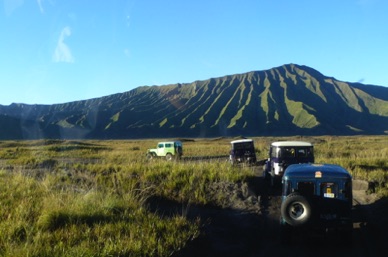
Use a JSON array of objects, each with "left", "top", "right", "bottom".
[{"left": 1, "top": 0, "right": 387, "bottom": 105}]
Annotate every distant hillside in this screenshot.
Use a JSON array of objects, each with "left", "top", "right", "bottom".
[{"left": 0, "top": 64, "right": 387, "bottom": 139}]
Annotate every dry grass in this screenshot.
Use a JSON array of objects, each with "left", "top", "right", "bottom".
[{"left": 0, "top": 135, "right": 387, "bottom": 256}]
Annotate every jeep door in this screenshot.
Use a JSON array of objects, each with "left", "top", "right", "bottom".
[{"left": 157, "top": 143, "right": 166, "bottom": 156}]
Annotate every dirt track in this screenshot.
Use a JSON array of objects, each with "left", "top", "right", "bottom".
[{"left": 169, "top": 167, "right": 387, "bottom": 257}]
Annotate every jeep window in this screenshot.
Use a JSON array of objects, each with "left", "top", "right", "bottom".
[
  {"left": 165, "top": 143, "right": 172, "bottom": 148},
  {"left": 233, "top": 142, "right": 254, "bottom": 150},
  {"left": 158, "top": 143, "right": 164, "bottom": 148},
  {"left": 304, "top": 147, "right": 314, "bottom": 157},
  {"left": 283, "top": 147, "right": 295, "bottom": 158},
  {"left": 270, "top": 146, "right": 278, "bottom": 158},
  {"left": 297, "top": 182, "right": 315, "bottom": 196},
  {"left": 297, "top": 148, "right": 306, "bottom": 156},
  {"left": 320, "top": 182, "right": 338, "bottom": 198},
  {"left": 297, "top": 148, "right": 313, "bottom": 157},
  {"left": 271, "top": 146, "right": 284, "bottom": 158}
]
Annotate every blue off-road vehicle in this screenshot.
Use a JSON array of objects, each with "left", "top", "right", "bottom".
[{"left": 280, "top": 164, "right": 353, "bottom": 244}]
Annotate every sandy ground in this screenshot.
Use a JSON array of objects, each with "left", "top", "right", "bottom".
[{"left": 167, "top": 168, "right": 387, "bottom": 257}]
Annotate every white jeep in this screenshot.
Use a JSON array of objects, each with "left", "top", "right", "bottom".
[{"left": 146, "top": 141, "right": 183, "bottom": 161}]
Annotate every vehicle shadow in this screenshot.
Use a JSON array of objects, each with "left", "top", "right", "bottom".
[
  {"left": 145, "top": 195, "right": 266, "bottom": 257},
  {"left": 145, "top": 169, "right": 283, "bottom": 257},
  {"left": 145, "top": 171, "right": 388, "bottom": 257}
]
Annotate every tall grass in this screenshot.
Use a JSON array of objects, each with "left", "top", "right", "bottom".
[
  {"left": 0, "top": 139, "right": 253, "bottom": 256},
  {"left": 0, "top": 136, "right": 387, "bottom": 256},
  {"left": 314, "top": 136, "right": 388, "bottom": 191},
  {"left": 0, "top": 169, "right": 200, "bottom": 257}
]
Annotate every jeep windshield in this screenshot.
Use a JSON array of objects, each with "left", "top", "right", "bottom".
[
  {"left": 272, "top": 146, "right": 313, "bottom": 159},
  {"left": 232, "top": 142, "right": 254, "bottom": 151},
  {"left": 270, "top": 141, "right": 314, "bottom": 164}
]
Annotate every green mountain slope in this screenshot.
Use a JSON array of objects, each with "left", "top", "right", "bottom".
[{"left": 0, "top": 64, "right": 387, "bottom": 139}]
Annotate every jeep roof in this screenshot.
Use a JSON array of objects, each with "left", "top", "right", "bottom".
[
  {"left": 230, "top": 139, "right": 254, "bottom": 144},
  {"left": 283, "top": 163, "right": 351, "bottom": 180},
  {"left": 157, "top": 141, "right": 182, "bottom": 145},
  {"left": 271, "top": 141, "right": 313, "bottom": 147}
]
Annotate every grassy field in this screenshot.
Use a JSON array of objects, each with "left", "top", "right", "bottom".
[{"left": 0, "top": 136, "right": 387, "bottom": 256}]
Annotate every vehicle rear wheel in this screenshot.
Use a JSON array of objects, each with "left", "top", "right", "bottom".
[
  {"left": 146, "top": 153, "right": 154, "bottom": 160},
  {"left": 165, "top": 153, "right": 173, "bottom": 161},
  {"left": 281, "top": 193, "right": 312, "bottom": 227}
]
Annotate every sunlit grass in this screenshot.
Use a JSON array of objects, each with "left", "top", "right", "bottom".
[
  {"left": 0, "top": 170, "right": 200, "bottom": 257},
  {"left": 0, "top": 135, "right": 387, "bottom": 256}
]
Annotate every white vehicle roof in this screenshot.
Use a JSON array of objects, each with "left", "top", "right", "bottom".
[
  {"left": 158, "top": 141, "right": 182, "bottom": 145},
  {"left": 231, "top": 139, "right": 254, "bottom": 144},
  {"left": 271, "top": 141, "right": 313, "bottom": 147}
]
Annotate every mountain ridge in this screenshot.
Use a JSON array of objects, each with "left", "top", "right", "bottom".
[{"left": 1, "top": 64, "right": 387, "bottom": 139}]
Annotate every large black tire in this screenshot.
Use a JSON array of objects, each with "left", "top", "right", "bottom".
[{"left": 281, "top": 193, "right": 312, "bottom": 227}]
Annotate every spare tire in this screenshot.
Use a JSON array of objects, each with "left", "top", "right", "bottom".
[{"left": 281, "top": 193, "right": 312, "bottom": 227}]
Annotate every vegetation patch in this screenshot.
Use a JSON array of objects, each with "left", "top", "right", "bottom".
[{"left": 0, "top": 136, "right": 386, "bottom": 256}]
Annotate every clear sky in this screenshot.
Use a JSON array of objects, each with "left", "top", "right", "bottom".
[{"left": 1, "top": 0, "right": 387, "bottom": 105}]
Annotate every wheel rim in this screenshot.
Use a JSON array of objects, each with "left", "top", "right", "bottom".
[{"left": 289, "top": 202, "right": 307, "bottom": 220}]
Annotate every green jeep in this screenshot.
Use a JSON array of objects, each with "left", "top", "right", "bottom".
[
  {"left": 280, "top": 163, "right": 353, "bottom": 244},
  {"left": 146, "top": 141, "right": 183, "bottom": 161}
]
